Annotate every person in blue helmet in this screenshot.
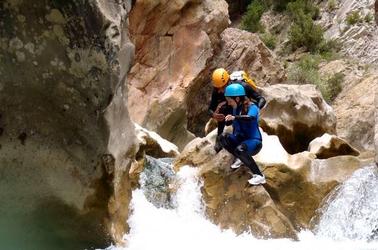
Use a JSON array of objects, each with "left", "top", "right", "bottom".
[
  {"left": 218, "top": 83, "right": 265, "bottom": 185},
  {"left": 209, "top": 68, "right": 266, "bottom": 153}
]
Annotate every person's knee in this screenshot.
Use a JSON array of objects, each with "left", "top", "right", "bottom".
[
  {"left": 234, "top": 143, "right": 248, "bottom": 156},
  {"left": 219, "top": 133, "right": 233, "bottom": 148}
]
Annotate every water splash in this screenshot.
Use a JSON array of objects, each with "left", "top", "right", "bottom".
[
  {"left": 105, "top": 165, "right": 378, "bottom": 250},
  {"left": 315, "top": 165, "right": 378, "bottom": 241}
]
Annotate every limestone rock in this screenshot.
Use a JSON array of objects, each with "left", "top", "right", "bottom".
[
  {"left": 135, "top": 123, "right": 179, "bottom": 158},
  {"left": 260, "top": 84, "right": 337, "bottom": 154},
  {"left": 263, "top": 155, "right": 369, "bottom": 230},
  {"left": 376, "top": 82, "right": 378, "bottom": 164},
  {"left": 175, "top": 125, "right": 372, "bottom": 233},
  {"left": 212, "top": 28, "right": 286, "bottom": 86},
  {"left": 333, "top": 74, "right": 378, "bottom": 151},
  {"left": 174, "top": 133, "right": 297, "bottom": 238},
  {"left": 127, "top": 0, "right": 229, "bottom": 149},
  {"left": 0, "top": 0, "right": 135, "bottom": 247},
  {"left": 319, "top": 0, "right": 378, "bottom": 64},
  {"left": 309, "top": 133, "right": 360, "bottom": 159}
]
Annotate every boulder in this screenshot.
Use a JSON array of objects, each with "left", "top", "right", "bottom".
[
  {"left": 175, "top": 126, "right": 373, "bottom": 233},
  {"left": 309, "top": 133, "right": 360, "bottom": 159},
  {"left": 129, "top": 124, "right": 179, "bottom": 188},
  {"left": 127, "top": 0, "right": 230, "bottom": 149},
  {"left": 174, "top": 133, "right": 297, "bottom": 239},
  {"left": 134, "top": 123, "right": 179, "bottom": 158},
  {"left": 263, "top": 155, "right": 369, "bottom": 230},
  {"left": 0, "top": 0, "right": 135, "bottom": 247},
  {"left": 333, "top": 74, "right": 378, "bottom": 151},
  {"left": 259, "top": 84, "right": 337, "bottom": 154}
]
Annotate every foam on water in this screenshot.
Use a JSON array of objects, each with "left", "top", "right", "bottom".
[{"left": 105, "top": 165, "right": 378, "bottom": 250}]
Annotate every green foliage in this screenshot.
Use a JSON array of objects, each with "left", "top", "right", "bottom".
[
  {"left": 325, "top": 72, "right": 344, "bottom": 101},
  {"left": 288, "top": 55, "right": 344, "bottom": 102},
  {"left": 271, "top": 0, "right": 292, "bottom": 12},
  {"left": 288, "top": 12, "right": 324, "bottom": 52},
  {"left": 317, "top": 39, "right": 342, "bottom": 59},
  {"left": 260, "top": 32, "right": 277, "bottom": 49},
  {"left": 287, "top": 0, "right": 320, "bottom": 20},
  {"left": 364, "top": 13, "right": 373, "bottom": 23},
  {"left": 346, "top": 11, "right": 362, "bottom": 25},
  {"left": 288, "top": 55, "right": 321, "bottom": 85},
  {"left": 285, "top": 0, "right": 324, "bottom": 52},
  {"left": 327, "top": 0, "right": 337, "bottom": 11},
  {"left": 241, "top": 0, "right": 269, "bottom": 33}
]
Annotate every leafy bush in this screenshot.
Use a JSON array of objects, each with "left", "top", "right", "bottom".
[
  {"left": 288, "top": 55, "right": 344, "bottom": 102},
  {"left": 327, "top": 0, "right": 337, "bottom": 11},
  {"left": 317, "top": 39, "right": 342, "bottom": 59},
  {"left": 325, "top": 72, "right": 344, "bottom": 101},
  {"left": 346, "top": 11, "right": 362, "bottom": 25},
  {"left": 364, "top": 13, "right": 373, "bottom": 23},
  {"left": 271, "top": 0, "right": 292, "bottom": 12},
  {"left": 241, "top": 0, "right": 269, "bottom": 33},
  {"left": 288, "top": 55, "right": 321, "bottom": 85},
  {"left": 260, "top": 32, "right": 277, "bottom": 49},
  {"left": 287, "top": 0, "right": 320, "bottom": 20},
  {"left": 288, "top": 12, "right": 324, "bottom": 52}
]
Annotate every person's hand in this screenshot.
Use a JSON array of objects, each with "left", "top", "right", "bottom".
[
  {"left": 215, "top": 101, "right": 227, "bottom": 112},
  {"left": 225, "top": 115, "right": 235, "bottom": 122},
  {"left": 213, "top": 113, "right": 225, "bottom": 122}
]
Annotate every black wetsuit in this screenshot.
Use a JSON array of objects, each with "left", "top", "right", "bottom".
[{"left": 208, "top": 81, "right": 266, "bottom": 136}]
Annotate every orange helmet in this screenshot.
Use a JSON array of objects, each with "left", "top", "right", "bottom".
[{"left": 212, "top": 68, "right": 230, "bottom": 88}]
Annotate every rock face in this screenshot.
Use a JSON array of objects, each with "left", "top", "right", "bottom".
[
  {"left": 333, "top": 75, "right": 378, "bottom": 151},
  {"left": 309, "top": 133, "right": 360, "bottom": 159},
  {"left": 174, "top": 133, "right": 297, "bottom": 239},
  {"left": 264, "top": 155, "right": 369, "bottom": 229},
  {"left": 0, "top": 0, "right": 135, "bottom": 248},
  {"left": 212, "top": 28, "right": 286, "bottom": 86},
  {"left": 127, "top": 0, "right": 230, "bottom": 149},
  {"left": 320, "top": 0, "right": 378, "bottom": 64},
  {"left": 260, "top": 84, "right": 337, "bottom": 154},
  {"left": 376, "top": 83, "right": 378, "bottom": 164}
]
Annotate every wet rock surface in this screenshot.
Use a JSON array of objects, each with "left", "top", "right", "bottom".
[
  {"left": 0, "top": 0, "right": 135, "bottom": 247},
  {"left": 174, "top": 128, "right": 373, "bottom": 235}
]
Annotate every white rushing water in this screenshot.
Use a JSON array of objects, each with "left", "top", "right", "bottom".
[{"left": 106, "top": 165, "right": 378, "bottom": 250}]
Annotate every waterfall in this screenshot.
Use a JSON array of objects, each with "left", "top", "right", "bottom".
[
  {"left": 315, "top": 165, "right": 378, "bottom": 241},
  {"left": 105, "top": 162, "right": 378, "bottom": 250}
]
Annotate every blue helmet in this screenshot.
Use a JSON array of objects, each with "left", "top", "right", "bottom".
[{"left": 224, "top": 83, "right": 246, "bottom": 97}]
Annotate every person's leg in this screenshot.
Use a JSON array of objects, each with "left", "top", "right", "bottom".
[
  {"left": 218, "top": 133, "right": 239, "bottom": 155},
  {"left": 233, "top": 142, "right": 263, "bottom": 176},
  {"left": 236, "top": 139, "right": 265, "bottom": 185}
]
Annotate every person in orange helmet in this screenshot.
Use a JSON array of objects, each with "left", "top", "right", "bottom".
[{"left": 208, "top": 68, "right": 266, "bottom": 152}]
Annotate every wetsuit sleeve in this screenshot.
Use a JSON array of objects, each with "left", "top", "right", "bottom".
[
  {"left": 234, "top": 105, "right": 258, "bottom": 121},
  {"left": 208, "top": 88, "right": 218, "bottom": 116}
]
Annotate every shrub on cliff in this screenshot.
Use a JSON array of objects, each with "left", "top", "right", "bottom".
[
  {"left": 241, "top": 0, "right": 269, "bottom": 32},
  {"left": 288, "top": 55, "right": 344, "bottom": 102},
  {"left": 288, "top": 13, "right": 324, "bottom": 52}
]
